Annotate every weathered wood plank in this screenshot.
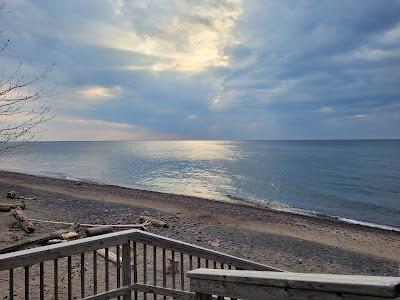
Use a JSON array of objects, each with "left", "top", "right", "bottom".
[
  {"left": 133, "top": 241, "right": 138, "bottom": 300},
  {"left": 67, "top": 256, "right": 72, "bottom": 300},
  {"left": 122, "top": 242, "right": 132, "bottom": 300},
  {"left": 81, "top": 253, "right": 85, "bottom": 298},
  {"left": 24, "top": 265, "right": 29, "bottom": 300},
  {"left": 194, "top": 293, "right": 212, "bottom": 300},
  {"left": 188, "top": 269, "right": 400, "bottom": 298},
  {"left": 116, "top": 245, "right": 121, "bottom": 291},
  {"left": 93, "top": 250, "right": 98, "bottom": 295},
  {"left": 82, "top": 286, "right": 130, "bottom": 300},
  {"left": 132, "top": 283, "right": 194, "bottom": 299},
  {"left": 82, "top": 284, "right": 194, "bottom": 300},
  {"left": 105, "top": 248, "right": 109, "bottom": 291},
  {"left": 191, "top": 278, "right": 332, "bottom": 300},
  {"left": 9, "top": 269, "right": 13, "bottom": 300},
  {"left": 39, "top": 262, "right": 44, "bottom": 300},
  {"left": 153, "top": 245, "right": 157, "bottom": 285},
  {"left": 143, "top": 243, "right": 148, "bottom": 300},
  {"left": 54, "top": 259, "right": 59, "bottom": 300},
  {"left": 181, "top": 252, "right": 185, "bottom": 290}
]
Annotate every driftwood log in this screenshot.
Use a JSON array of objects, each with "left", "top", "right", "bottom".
[
  {"left": 96, "top": 248, "right": 121, "bottom": 265},
  {"left": 96, "top": 248, "right": 134, "bottom": 268},
  {"left": 11, "top": 208, "right": 35, "bottom": 233},
  {"left": 61, "top": 231, "right": 79, "bottom": 240},
  {"left": 0, "top": 229, "right": 71, "bottom": 254},
  {"left": 139, "top": 216, "right": 169, "bottom": 228},
  {"left": 29, "top": 219, "right": 150, "bottom": 230},
  {"left": 6, "top": 191, "right": 36, "bottom": 200},
  {"left": 86, "top": 226, "right": 113, "bottom": 237},
  {"left": 0, "top": 202, "right": 26, "bottom": 212}
]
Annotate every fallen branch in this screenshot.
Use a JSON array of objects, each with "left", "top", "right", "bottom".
[
  {"left": 0, "top": 229, "right": 71, "bottom": 254},
  {"left": 29, "top": 219, "right": 150, "bottom": 230},
  {"left": 0, "top": 202, "right": 26, "bottom": 212}
]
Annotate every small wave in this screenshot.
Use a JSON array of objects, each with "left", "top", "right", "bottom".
[
  {"left": 226, "top": 194, "right": 400, "bottom": 233},
  {"left": 41, "top": 171, "right": 104, "bottom": 185},
  {"left": 337, "top": 217, "right": 400, "bottom": 232}
]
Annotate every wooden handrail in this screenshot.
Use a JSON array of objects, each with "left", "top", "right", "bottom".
[
  {"left": 0, "top": 229, "right": 282, "bottom": 271},
  {"left": 188, "top": 269, "right": 400, "bottom": 299}
]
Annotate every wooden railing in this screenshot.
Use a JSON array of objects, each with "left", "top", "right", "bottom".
[
  {"left": 188, "top": 269, "right": 400, "bottom": 300},
  {"left": 0, "top": 229, "right": 282, "bottom": 299}
]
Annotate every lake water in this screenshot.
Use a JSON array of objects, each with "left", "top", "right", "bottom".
[{"left": 0, "top": 140, "right": 399, "bottom": 228}]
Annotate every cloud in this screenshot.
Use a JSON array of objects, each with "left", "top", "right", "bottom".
[
  {"left": 1, "top": 0, "right": 399, "bottom": 140},
  {"left": 31, "top": 0, "right": 244, "bottom": 73},
  {"left": 44, "top": 117, "right": 182, "bottom": 141},
  {"left": 318, "top": 107, "right": 334, "bottom": 113},
  {"left": 76, "top": 85, "right": 122, "bottom": 98},
  {"left": 61, "top": 117, "right": 133, "bottom": 129}
]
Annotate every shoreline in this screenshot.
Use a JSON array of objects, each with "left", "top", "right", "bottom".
[
  {"left": 1, "top": 169, "right": 399, "bottom": 233},
  {"left": 0, "top": 170, "right": 399, "bottom": 276}
]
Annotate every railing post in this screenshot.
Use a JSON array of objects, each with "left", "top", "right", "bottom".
[
  {"left": 122, "top": 241, "right": 132, "bottom": 300},
  {"left": 195, "top": 293, "right": 212, "bottom": 300}
]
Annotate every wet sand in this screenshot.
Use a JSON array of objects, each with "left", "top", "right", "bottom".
[{"left": 0, "top": 170, "right": 399, "bottom": 277}]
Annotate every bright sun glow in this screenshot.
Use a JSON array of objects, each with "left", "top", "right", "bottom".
[{"left": 76, "top": 0, "right": 243, "bottom": 72}]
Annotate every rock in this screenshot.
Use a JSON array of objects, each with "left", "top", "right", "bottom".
[
  {"left": 7, "top": 191, "right": 16, "bottom": 199},
  {"left": 209, "top": 239, "right": 221, "bottom": 248}
]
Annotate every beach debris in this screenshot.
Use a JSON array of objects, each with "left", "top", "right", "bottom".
[
  {"left": 29, "top": 218, "right": 151, "bottom": 230},
  {"left": 0, "top": 201, "right": 26, "bottom": 212},
  {"left": 96, "top": 248, "right": 122, "bottom": 265},
  {"left": 61, "top": 231, "right": 79, "bottom": 240},
  {"left": 0, "top": 228, "right": 72, "bottom": 254},
  {"left": 6, "top": 191, "right": 37, "bottom": 200},
  {"left": 166, "top": 258, "right": 180, "bottom": 274},
  {"left": 139, "top": 215, "right": 169, "bottom": 228},
  {"left": 20, "top": 196, "right": 38, "bottom": 201},
  {"left": 7, "top": 191, "right": 16, "bottom": 199},
  {"left": 96, "top": 248, "right": 134, "bottom": 268},
  {"left": 11, "top": 208, "right": 35, "bottom": 233},
  {"left": 208, "top": 239, "right": 221, "bottom": 248},
  {"left": 46, "top": 239, "right": 64, "bottom": 245},
  {"left": 74, "top": 181, "right": 82, "bottom": 186},
  {"left": 86, "top": 226, "right": 114, "bottom": 237}
]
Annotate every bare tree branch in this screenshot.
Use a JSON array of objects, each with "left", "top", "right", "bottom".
[{"left": 0, "top": 3, "right": 54, "bottom": 153}]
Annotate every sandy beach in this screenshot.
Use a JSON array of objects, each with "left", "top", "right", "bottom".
[{"left": 0, "top": 170, "right": 399, "bottom": 277}]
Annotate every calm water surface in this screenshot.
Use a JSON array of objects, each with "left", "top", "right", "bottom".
[{"left": 0, "top": 140, "right": 399, "bottom": 227}]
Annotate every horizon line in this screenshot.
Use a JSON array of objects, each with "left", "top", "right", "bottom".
[{"left": 35, "top": 138, "right": 400, "bottom": 142}]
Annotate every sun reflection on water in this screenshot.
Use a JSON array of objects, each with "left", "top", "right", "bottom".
[{"left": 126, "top": 140, "right": 243, "bottom": 161}]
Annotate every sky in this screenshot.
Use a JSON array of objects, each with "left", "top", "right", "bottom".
[{"left": 1, "top": 0, "right": 400, "bottom": 140}]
